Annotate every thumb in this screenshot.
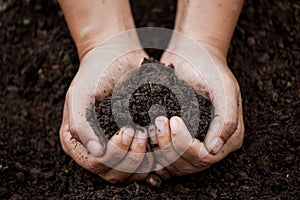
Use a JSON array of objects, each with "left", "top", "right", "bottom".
[
  {"left": 66, "top": 75, "right": 107, "bottom": 157},
  {"left": 204, "top": 77, "right": 239, "bottom": 154}
]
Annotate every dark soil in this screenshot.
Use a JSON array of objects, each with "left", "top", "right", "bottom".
[
  {"left": 0, "top": 0, "right": 299, "bottom": 199},
  {"left": 96, "top": 58, "right": 211, "bottom": 140}
]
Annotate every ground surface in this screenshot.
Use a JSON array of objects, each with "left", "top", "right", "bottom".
[{"left": 0, "top": 0, "right": 299, "bottom": 199}]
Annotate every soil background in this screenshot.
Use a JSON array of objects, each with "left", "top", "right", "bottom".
[{"left": 0, "top": 0, "right": 299, "bottom": 199}]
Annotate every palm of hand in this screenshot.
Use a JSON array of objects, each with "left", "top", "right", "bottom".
[
  {"left": 151, "top": 44, "right": 244, "bottom": 178},
  {"left": 60, "top": 46, "right": 154, "bottom": 183}
]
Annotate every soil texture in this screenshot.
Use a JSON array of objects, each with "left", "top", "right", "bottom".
[{"left": 96, "top": 58, "right": 211, "bottom": 140}]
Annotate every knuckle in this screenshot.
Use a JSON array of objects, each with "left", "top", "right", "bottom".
[
  {"left": 179, "top": 166, "right": 197, "bottom": 175},
  {"left": 173, "top": 143, "right": 188, "bottom": 155},
  {"left": 223, "top": 120, "right": 238, "bottom": 136},
  {"left": 193, "top": 159, "right": 211, "bottom": 168},
  {"left": 223, "top": 75, "right": 240, "bottom": 94},
  {"left": 69, "top": 126, "right": 80, "bottom": 141},
  {"left": 59, "top": 128, "right": 79, "bottom": 155},
  {"left": 223, "top": 75, "right": 236, "bottom": 88},
  {"left": 66, "top": 85, "right": 74, "bottom": 98},
  {"left": 126, "top": 153, "right": 144, "bottom": 166},
  {"left": 110, "top": 149, "right": 126, "bottom": 161},
  {"left": 69, "top": 125, "right": 77, "bottom": 135}
]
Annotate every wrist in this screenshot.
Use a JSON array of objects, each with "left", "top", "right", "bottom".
[
  {"left": 59, "top": 0, "right": 136, "bottom": 60},
  {"left": 174, "top": 0, "right": 244, "bottom": 58},
  {"left": 173, "top": 24, "right": 231, "bottom": 60},
  {"left": 76, "top": 25, "right": 129, "bottom": 60},
  {"left": 166, "top": 33, "right": 227, "bottom": 64}
]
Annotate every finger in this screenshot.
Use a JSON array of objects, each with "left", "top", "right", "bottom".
[
  {"left": 148, "top": 124, "right": 175, "bottom": 180},
  {"left": 153, "top": 163, "right": 171, "bottom": 181},
  {"left": 61, "top": 124, "right": 135, "bottom": 175},
  {"left": 117, "top": 127, "right": 148, "bottom": 172},
  {"left": 205, "top": 75, "right": 240, "bottom": 154},
  {"left": 168, "top": 115, "right": 212, "bottom": 167},
  {"left": 169, "top": 116, "right": 210, "bottom": 174},
  {"left": 104, "top": 127, "right": 148, "bottom": 183},
  {"left": 209, "top": 96, "right": 244, "bottom": 163},
  {"left": 60, "top": 111, "right": 107, "bottom": 174},
  {"left": 95, "top": 126, "right": 135, "bottom": 171},
  {"left": 156, "top": 116, "right": 196, "bottom": 176},
  {"left": 154, "top": 116, "right": 181, "bottom": 175},
  {"left": 126, "top": 126, "right": 158, "bottom": 184},
  {"left": 169, "top": 116, "right": 207, "bottom": 162},
  {"left": 66, "top": 84, "right": 107, "bottom": 157},
  {"left": 155, "top": 116, "right": 178, "bottom": 161},
  {"left": 125, "top": 153, "right": 155, "bottom": 184},
  {"left": 149, "top": 124, "right": 158, "bottom": 149},
  {"left": 60, "top": 100, "right": 76, "bottom": 155},
  {"left": 150, "top": 121, "right": 172, "bottom": 168},
  {"left": 61, "top": 131, "right": 109, "bottom": 174},
  {"left": 182, "top": 139, "right": 212, "bottom": 169},
  {"left": 99, "top": 127, "right": 145, "bottom": 184},
  {"left": 60, "top": 101, "right": 103, "bottom": 173},
  {"left": 169, "top": 116, "right": 193, "bottom": 156}
]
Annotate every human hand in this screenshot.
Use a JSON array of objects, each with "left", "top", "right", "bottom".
[
  {"left": 59, "top": 35, "right": 158, "bottom": 183},
  {"left": 150, "top": 39, "right": 244, "bottom": 178}
]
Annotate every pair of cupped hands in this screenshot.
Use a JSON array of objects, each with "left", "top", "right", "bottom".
[{"left": 59, "top": 32, "right": 244, "bottom": 186}]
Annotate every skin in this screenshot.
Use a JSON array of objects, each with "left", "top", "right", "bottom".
[
  {"left": 58, "top": 0, "right": 244, "bottom": 185},
  {"left": 59, "top": 0, "right": 154, "bottom": 183},
  {"left": 156, "top": 0, "right": 245, "bottom": 178}
]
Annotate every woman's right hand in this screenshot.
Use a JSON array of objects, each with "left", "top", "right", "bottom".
[{"left": 148, "top": 37, "right": 245, "bottom": 179}]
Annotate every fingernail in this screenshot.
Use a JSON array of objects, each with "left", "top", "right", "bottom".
[
  {"left": 146, "top": 174, "right": 162, "bottom": 188},
  {"left": 155, "top": 117, "right": 166, "bottom": 135},
  {"left": 136, "top": 128, "right": 147, "bottom": 146},
  {"left": 170, "top": 117, "right": 180, "bottom": 133},
  {"left": 86, "top": 140, "right": 102, "bottom": 156},
  {"left": 149, "top": 124, "right": 157, "bottom": 144},
  {"left": 122, "top": 127, "right": 134, "bottom": 145},
  {"left": 210, "top": 137, "right": 224, "bottom": 154}
]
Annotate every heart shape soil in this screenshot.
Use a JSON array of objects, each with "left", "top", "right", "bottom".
[{"left": 95, "top": 58, "right": 211, "bottom": 141}]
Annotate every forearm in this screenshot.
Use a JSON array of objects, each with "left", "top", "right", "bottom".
[
  {"left": 174, "top": 0, "right": 244, "bottom": 57},
  {"left": 58, "top": 0, "right": 136, "bottom": 59}
]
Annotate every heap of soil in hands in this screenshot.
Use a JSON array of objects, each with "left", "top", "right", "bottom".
[{"left": 95, "top": 58, "right": 211, "bottom": 140}]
